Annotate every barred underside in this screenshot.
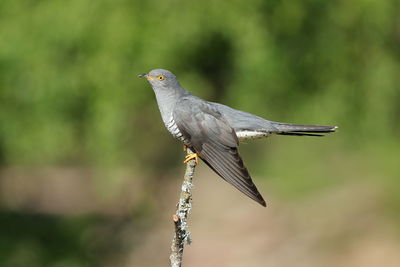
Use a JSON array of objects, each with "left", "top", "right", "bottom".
[
  {"left": 165, "top": 114, "right": 189, "bottom": 143},
  {"left": 235, "top": 130, "right": 272, "bottom": 140}
]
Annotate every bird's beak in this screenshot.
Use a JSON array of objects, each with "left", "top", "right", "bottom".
[{"left": 138, "top": 73, "right": 154, "bottom": 80}]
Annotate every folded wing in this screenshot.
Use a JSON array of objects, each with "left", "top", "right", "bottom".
[{"left": 173, "top": 97, "right": 266, "bottom": 206}]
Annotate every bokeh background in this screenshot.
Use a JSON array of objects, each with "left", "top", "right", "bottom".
[{"left": 1, "top": 0, "right": 400, "bottom": 266}]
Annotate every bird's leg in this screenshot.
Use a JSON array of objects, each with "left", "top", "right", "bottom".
[
  {"left": 183, "top": 152, "right": 198, "bottom": 165},
  {"left": 183, "top": 144, "right": 188, "bottom": 151}
]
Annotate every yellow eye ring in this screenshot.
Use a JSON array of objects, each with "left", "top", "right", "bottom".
[{"left": 157, "top": 75, "right": 165, "bottom": 81}]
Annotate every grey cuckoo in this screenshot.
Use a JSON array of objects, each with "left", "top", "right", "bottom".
[{"left": 139, "top": 69, "right": 337, "bottom": 207}]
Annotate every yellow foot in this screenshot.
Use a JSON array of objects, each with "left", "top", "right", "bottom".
[{"left": 183, "top": 153, "right": 198, "bottom": 164}]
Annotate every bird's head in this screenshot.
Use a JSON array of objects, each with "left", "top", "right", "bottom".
[{"left": 139, "top": 69, "right": 178, "bottom": 89}]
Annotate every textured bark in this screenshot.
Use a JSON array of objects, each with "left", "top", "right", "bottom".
[{"left": 170, "top": 148, "right": 197, "bottom": 267}]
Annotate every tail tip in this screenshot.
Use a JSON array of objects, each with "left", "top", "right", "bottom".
[
  {"left": 257, "top": 197, "right": 267, "bottom": 207},
  {"left": 331, "top": 125, "right": 339, "bottom": 132}
]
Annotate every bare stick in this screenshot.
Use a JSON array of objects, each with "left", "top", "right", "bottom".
[{"left": 170, "top": 147, "right": 197, "bottom": 267}]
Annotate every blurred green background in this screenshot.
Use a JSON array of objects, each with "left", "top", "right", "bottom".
[{"left": 1, "top": 0, "right": 400, "bottom": 266}]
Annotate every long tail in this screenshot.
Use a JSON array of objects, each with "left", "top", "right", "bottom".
[{"left": 272, "top": 122, "right": 338, "bottom": 137}]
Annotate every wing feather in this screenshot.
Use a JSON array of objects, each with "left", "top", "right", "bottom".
[{"left": 173, "top": 97, "right": 266, "bottom": 206}]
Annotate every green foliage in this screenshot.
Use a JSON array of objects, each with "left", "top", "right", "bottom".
[
  {"left": 0, "top": 0, "right": 399, "bottom": 265},
  {"left": 0, "top": 0, "right": 399, "bottom": 167},
  {"left": 0, "top": 211, "right": 93, "bottom": 267}
]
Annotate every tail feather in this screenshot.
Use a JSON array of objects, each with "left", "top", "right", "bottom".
[
  {"left": 278, "top": 132, "right": 325, "bottom": 137},
  {"left": 272, "top": 122, "right": 337, "bottom": 136}
]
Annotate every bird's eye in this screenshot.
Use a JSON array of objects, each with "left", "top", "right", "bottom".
[{"left": 157, "top": 75, "right": 165, "bottom": 81}]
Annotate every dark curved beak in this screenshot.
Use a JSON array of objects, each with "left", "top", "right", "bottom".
[{"left": 138, "top": 73, "right": 148, "bottom": 78}]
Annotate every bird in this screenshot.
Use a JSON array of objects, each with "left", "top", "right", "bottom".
[{"left": 139, "top": 69, "right": 337, "bottom": 207}]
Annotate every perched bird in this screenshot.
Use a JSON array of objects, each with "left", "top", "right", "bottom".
[{"left": 139, "top": 69, "right": 337, "bottom": 207}]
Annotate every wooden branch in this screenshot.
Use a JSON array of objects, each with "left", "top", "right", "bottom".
[{"left": 170, "top": 147, "right": 197, "bottom": 267}]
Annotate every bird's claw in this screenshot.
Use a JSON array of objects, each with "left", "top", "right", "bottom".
[{"left": 183, "top": 153, "right": 198, "bottom": 164}]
